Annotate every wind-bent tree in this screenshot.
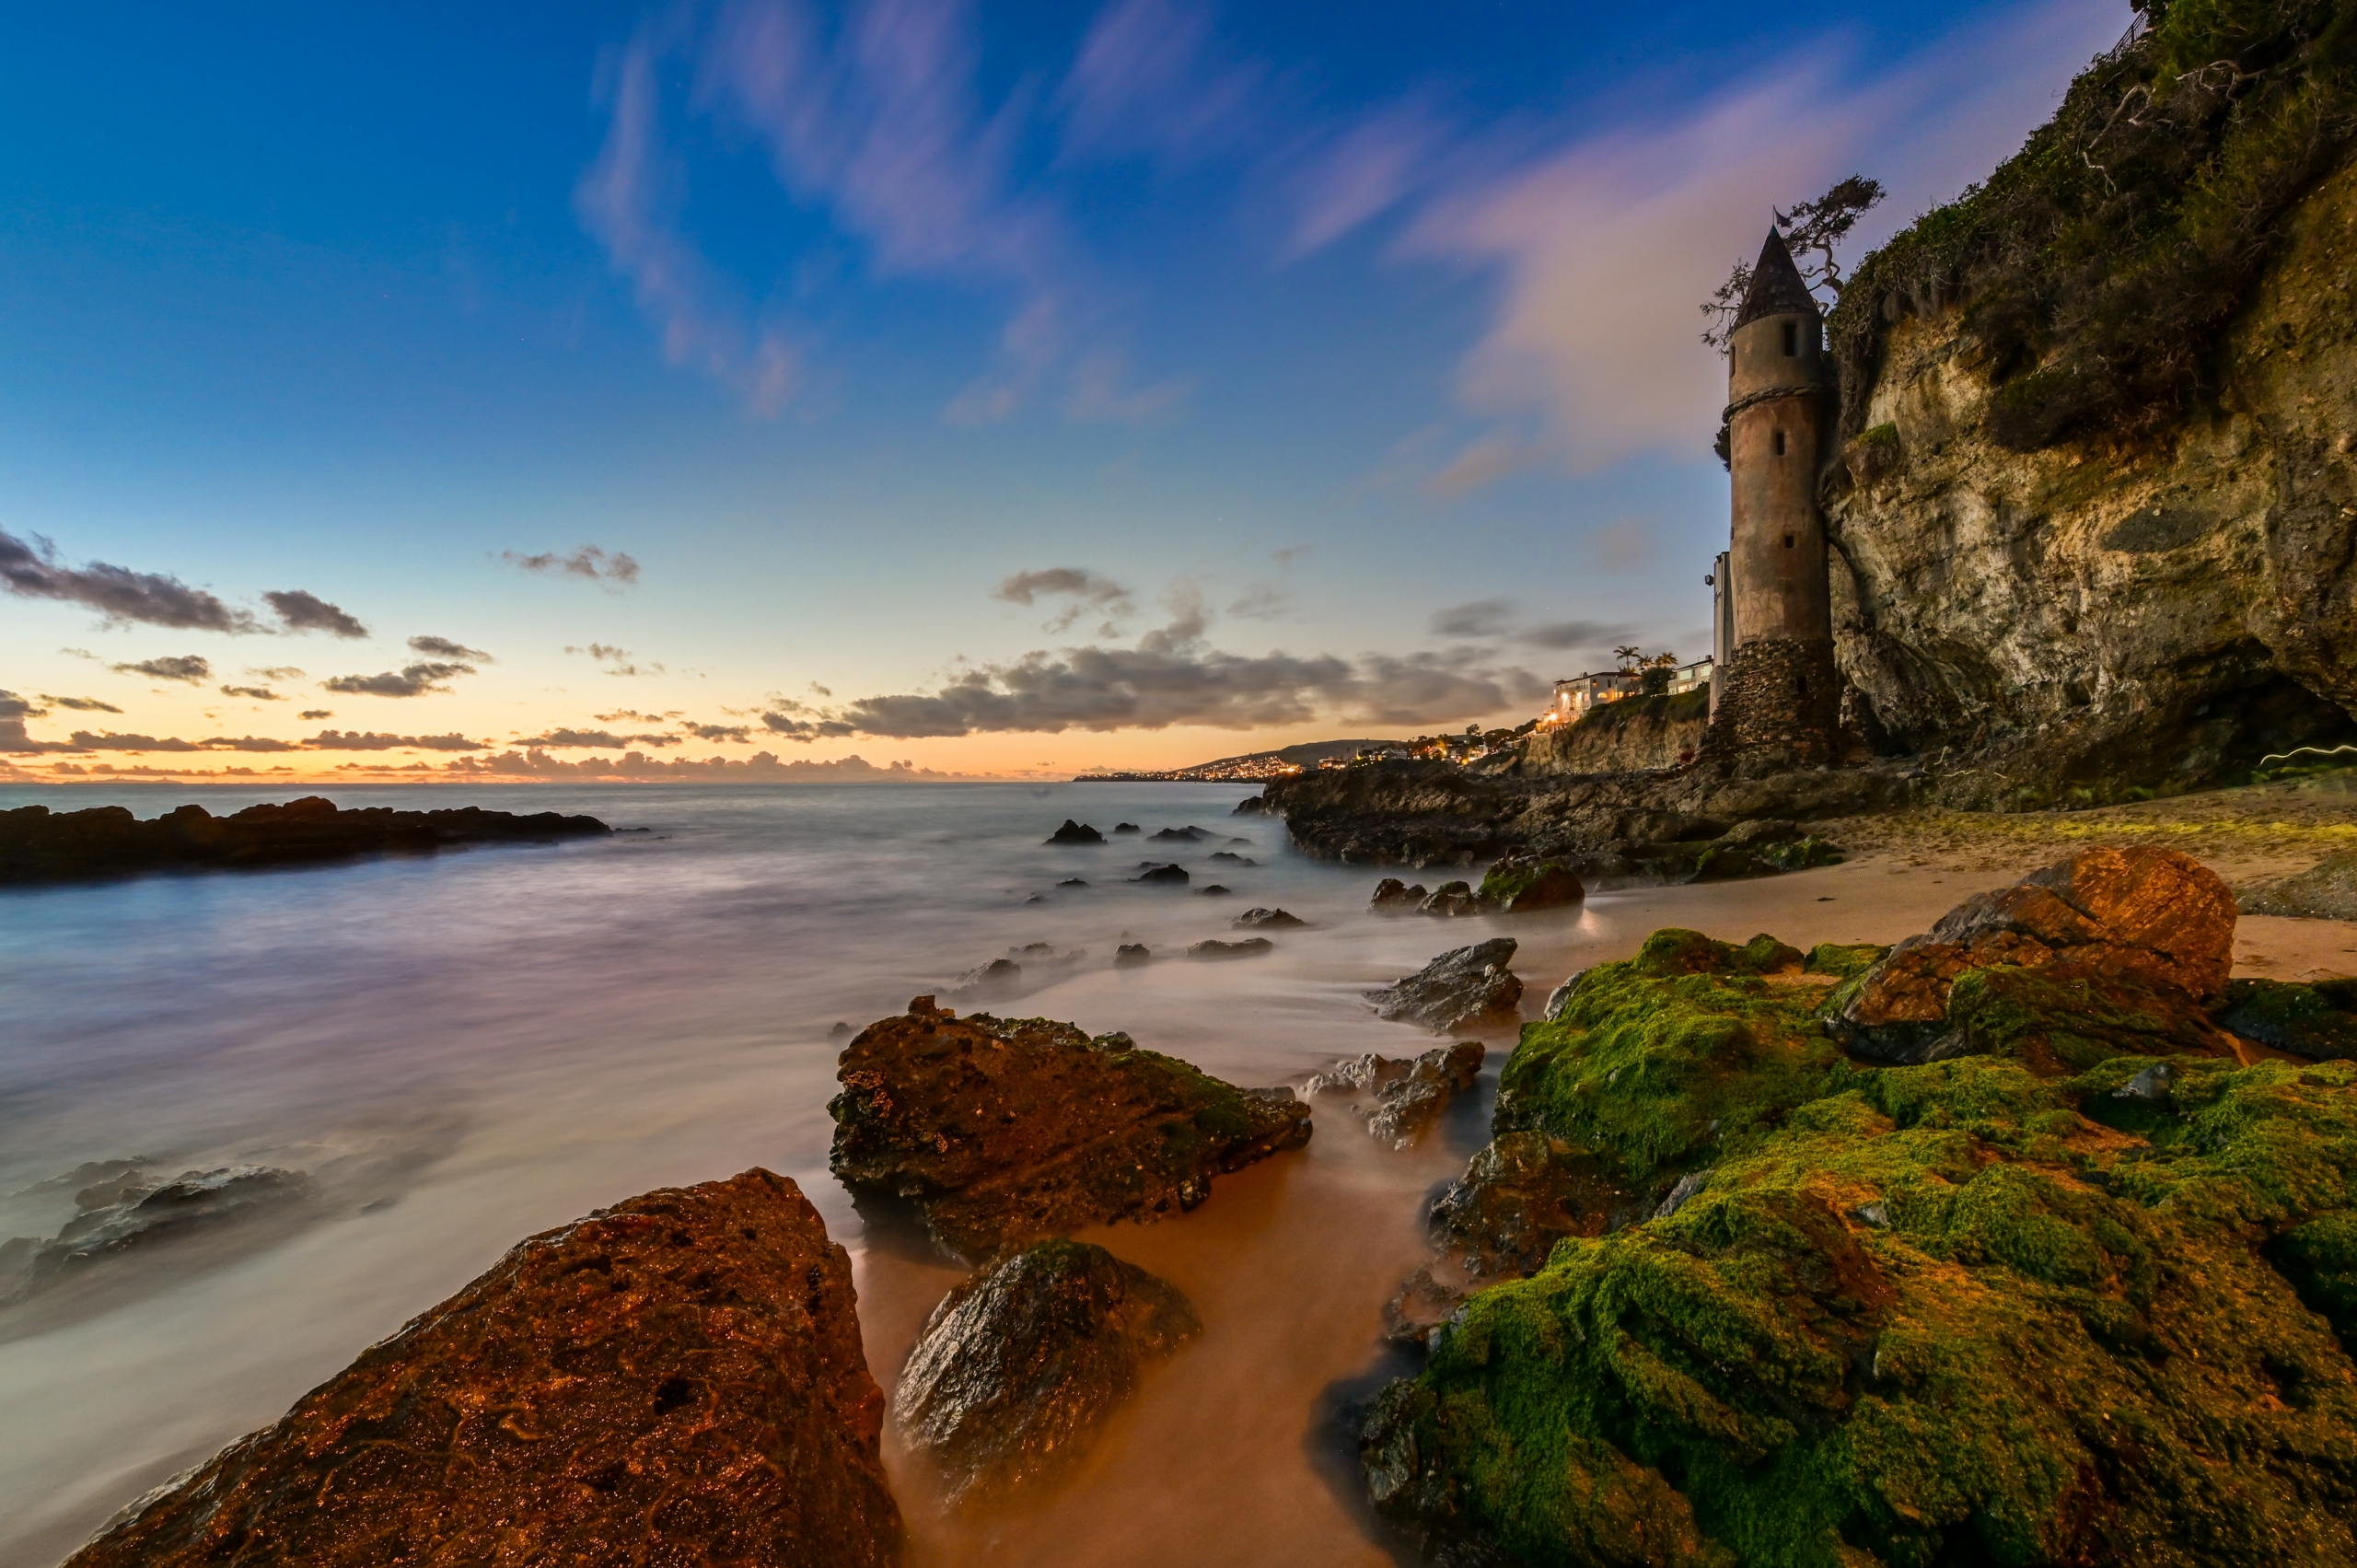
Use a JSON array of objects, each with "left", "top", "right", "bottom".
[{"left": 1700, "top": 175, "right": 1886, "bottom": 351}]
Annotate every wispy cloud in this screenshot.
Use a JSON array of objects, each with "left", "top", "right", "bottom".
[
  {"left": 40, "top": 694, "right": 122, "bottom": 713},
  {"left": 113, "top": 655, "right": 213, "bottom": 684},
  {"left": 3, "top": 528, "right": 252, "bottom": 633},
  {"left": 994, "top": 566, "right": 1134, "bottom": 632},
  {"left": 517, "top": 727, "right": 684, "bottom": 749},
  {"left": 320, "top": 662, "right": 474, "bottom": 698},
  {"left": 219, "top": 684, "right": 284, "bottom": 701},
  {"left": 566, "top": 642, "right": 663, "bottom": 678},
  {"left": 1058, "top": 0, "right": 1265, "bottom": 167},
  {"left": 263, "top": 589, "right": 369, "bottom": 638},
  {"left": 502, "top": 546, "right": 640, "bottom": 585},
  {"left": 306, "top": 730, "right": 485, "bottom": 751},
  {"left": 408, "top": 634, "right": 493, "bottom": 661}
]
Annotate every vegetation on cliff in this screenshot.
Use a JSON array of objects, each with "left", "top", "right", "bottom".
[
  {"left": 1367, "top": 914, "right": 2357, "bottom": 1564},
  {"left": 1830, "top": 0, "right": 2357, "bottom": 452}
]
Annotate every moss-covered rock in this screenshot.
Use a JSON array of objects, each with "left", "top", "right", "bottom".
[
  {"left": 1480, "top": 854, "right": 1588, "bottom": 912},
  {"left": 2221, "top": 977, "right": 2357, "bottom": 1060},
  {"left": 1367, "top": 926, "right": 2357, "bottom": 1567}
]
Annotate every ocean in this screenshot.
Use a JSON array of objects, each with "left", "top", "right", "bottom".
[{"left": 2, "top": 781, "right": 1581, "bottom": 1565}]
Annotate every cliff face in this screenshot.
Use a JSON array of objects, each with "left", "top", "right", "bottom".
[
  {"left": 1828, "top": 153, "right": 2357, "bottom": 804},
  {"left": 1511, "top": 691, "right": 1708, "bottom": 776}
]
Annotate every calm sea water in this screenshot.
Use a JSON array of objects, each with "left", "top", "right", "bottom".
[{"left": 0, "top": 781, "right": 1556, "bottom": 1564}]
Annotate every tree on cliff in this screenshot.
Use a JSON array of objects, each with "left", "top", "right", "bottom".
[{"left": 1700, "top": 175, "right": 1886, "bottom": 351}]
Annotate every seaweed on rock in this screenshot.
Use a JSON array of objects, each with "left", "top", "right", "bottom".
[{"left": 1368, "top": 927, "right": 2357, "bottom": 1567}]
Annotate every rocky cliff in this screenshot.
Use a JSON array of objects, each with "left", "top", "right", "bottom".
[
  {"left": 1508, "top": 691, "right": 1707, "bottom": 776},
  {"left": 1824, "top": 0, "right": 2357, "bottom": 802}
]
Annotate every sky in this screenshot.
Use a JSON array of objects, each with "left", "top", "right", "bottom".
[{"left": 0, "top": 0, "right": 2129, "bottom": 783}]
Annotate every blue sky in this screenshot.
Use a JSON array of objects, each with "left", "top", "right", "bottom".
[{"left": 0, "top": 0, "right": 2126, "bottom": 780}]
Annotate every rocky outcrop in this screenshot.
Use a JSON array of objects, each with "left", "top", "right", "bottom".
[
  {"left": 1364, "top": 940, "right": 1523, "bottom": 1034},
  {"left": 2, "top": 1165, "right": 310, "bottom": 1303},
  {"left": 1232, "top": 906, "right": 1306, "bottom": 929},
  {"left": 1362, "top": 905, "right": 2357, "bottom": 1567},
  {"left": 829, "top": 999, "right": 1310, "bottom": 1260},
  {"left": 891, "top": 1240, "right": 1198, "bottom": 1504},
  {"left": 0, "top": 797, "right": 610, "bottom": 886},
  {"left": 1305, "top": 1041, "right": 1483, "bottom": 1149},
  {"left": 2244, "top": 849, "right": 2357, "bottom": 919},
  {"left": 1045, "top": 820, "right": 1104, "bottom": 844},
  {"left": 1131, "top": 863, "right": 1189, "bottom": 885},
  {"left": 1823, "top": 154, "right": 2357, "bottom": 804},
  {"left": 1368, "top": 877, "right": 1426, "bottom": 912},
  {"left": 1510, "top": 691, "right": 1709, "bottom": 776},
  {"left": 1833, "top": 846, "right": 2243, "bottom": 1068},
  {"left": 1261, "top": 758, "right": 1895, "bottom": 873},
  {"left": 66, "top": 1171, "right": 902, "bottom": 1568}
]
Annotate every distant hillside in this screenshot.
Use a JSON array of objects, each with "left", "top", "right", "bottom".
[{"left": 1073, "top": 738, "right": 1411, "bottom": 783}]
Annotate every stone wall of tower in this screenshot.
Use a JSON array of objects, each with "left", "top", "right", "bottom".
[{"left": 1702, "top": 636, "right": 1841, "bottom": 765}]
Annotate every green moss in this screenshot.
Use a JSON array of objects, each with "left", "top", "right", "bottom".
[
  {"left": 1374, "top": 928, "right": 2357, "bottom": 1566},
  {"left": 1805, "top": 941, "right": 1890, "bottom": 979},
  {"left": 2221, "top": 977, "right": 2357, "bottom": 1059}
]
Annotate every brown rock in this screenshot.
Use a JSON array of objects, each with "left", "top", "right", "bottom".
[
  {"left": 1839, "top": 847, "right": 2239, "bottom": 1064},
  {"left": 66, "top": 1169, "right": 902, "bottom": 1568},
  {"left": 830, "top": 1000, "right": 1311, "bottom": 1260}
]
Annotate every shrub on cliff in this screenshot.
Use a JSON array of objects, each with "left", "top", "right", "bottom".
[{"left": 1830, "top": 0, "right": 2357, "bottom": 453}]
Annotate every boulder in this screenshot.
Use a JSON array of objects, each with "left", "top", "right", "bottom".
[
  {"left": 1365, "top": 939, "right": 1523, "bottom": 1033},
  {"left": 1475, "top": 854, "right": 1586, "bottom": 913},
  {"left": 1232, "top": 907, "right": 1308, "bottom": 929},
  {"left": 1428, "top": 1131, "right": 1632, "bottom": 1282},
  {"left": 2242, "top": 851, "right": 2357, "bottom": 921},
  {"left": 1198, "top": 884, "right": 1232, "bottom": 896},
  {"left": 1149, "top": 826, "right": 1207, "bottom": 842},
  {"left": 1208, "top": 851, "right": 1259, "bottom": 865},
  {"left": 891, "top": 1240, "right": 1199, "bottom": 1504},
  {"left": 5, "top": 1165, "right": 312, "bottom": 1302},
  {"left": 1835, "top": 847, "right": 2240, "bottom": 1066},
  {"left": 1113, "top": 822, "right": 1143, "bottom": 833},
  {"left": 1113, "top": 944, "right": 1153, "bottom": 966},
  {"left": 1369, "top": 877, "right": 1427, "bottom": 912},
  {"left": 1187, "top": 937, "right": 1272, "bottom": 959},
  {"left": 1131, "top": 863, "right": 1190, "bottom": 885},
  {"left": 1045, "top": 820, "right": 1104, "bottom": 845},
  {"left": 1306, "top": 1041, "right": 1484, "bottom": 1149},
  {"left": 1418, "top": 880, "right": 1483, "bottom": 917},
  {"left": 64, "top": 1171, "right": 902, "bottom": 1568},
  {"left": 829, "top": 1000, "right": 1310, "bottom": 1260}
]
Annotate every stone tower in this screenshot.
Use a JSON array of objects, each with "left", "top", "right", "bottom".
[{"left": 1705, "top": 228, "right": 1841, "bottom": 764}]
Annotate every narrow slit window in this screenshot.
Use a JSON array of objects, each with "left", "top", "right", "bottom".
[
  {"left": 1797, "top": 674, "right": 1809, "bottom": 695},
  {"left": 1773, "top": 429, "right": 1786, "bottom": 457},
  {"left": 1782, "top": 533, "right": 1795, "bottom": 548},
  {"left": 1782, "top": 321, "right": 1798, "bottom": 355}
]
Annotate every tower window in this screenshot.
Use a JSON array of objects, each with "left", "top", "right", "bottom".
[
  {"left": 1782, "top": 321, "right": 1798, "bottom": 356},
  {"left": 1773, "top": 430, "right": 1786, "bottom": 456},
  {"left": 1783, "top": 533, "right": 1795, "bottom": 548}
]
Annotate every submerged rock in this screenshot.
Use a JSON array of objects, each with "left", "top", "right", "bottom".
[
  {"left": 1474, "top": 853, "right": 1585, "bottom": 913},
  {"left": 1187, "top": 936, "right": 1272, "bottom": 960},
  {"left": 1368, "top": 877, "right": 1426, "bottom": 912},
  {"left": 1045, "top": 820, "right": 1105, "bottom": 845},
  {"left": 1232, "top": 907, "right": 1307, "bottom": 929},
  {"left": 2243, "top": 850, "right": 2357, "bottom": 921},
  {"left": 892, "top": 1239, "right": 1199, "bottom": 1504},
  {"left": 65, "top": 1171, "right": 902, "bottom": 1568},
  {"left": 1058, "top": 877, "right": 1089, "bottom": 888},
  {"left": 951, "top": 958, "right": 1023, "bottom": 998},
  {"left": 5, "top": 1165, "right": 312, "bottom": 1302},
  {"left": 1208, "top": 850, "right": 1259, "bottom": 865},
  {"left": 1198, "top": 884, "right": 1232, "bottom": 896},
  {"left": 1306, "top": 1041, "right": 1483, "bottom": 1149},
  {"left": 1113, "top": 943, "right": 1153, "bottom": 966},
  {"left": 1112, "top": 822, "right": 1142, "bottom": 833},
  {"left": 1149, "top": 826, "right": 1208, "bottom": 842},
  {"left": 1131, "top": 863, "right": 1190, "bottom": 885},
  {"left": 829, "top": 999, "right": 1310, "bottom": 1260},
  {"left": 1835, "top": 847, "right": 2241, "bottom": 1068},
  {"left": 0, "top": 796, "right": 610, "bottom": 887},
  {"left": 1365, "top": 939, "right": 1523, "bottom": 1033},
  {"left": 1417, "top": 880, "right": 1483, "bottom": 917}
]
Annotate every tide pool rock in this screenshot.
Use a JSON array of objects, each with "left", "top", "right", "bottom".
[
  {"left": 2243, "top": 850, "right": 2357, "bottom": 921},
  {"left": 1365, "top": 939, "right": 1522, "bottom": 1033},
  {"left": 892, "top": 1240, "right": 1199, "bottom": 1504},
  {"left": 1836, "top": 847, "right": 2241, "bottom": 1067},
  {"left": 66, "top": 1170, "right": 902, "bottom": 1568},
  {"left": 830, "top": 999, "right": 1310, "bottom": 1260},
  {"left": 1475, "top": 853, "right": 1585, "bottom": 913},
  {"left": 1306, "top": 1041, "right": 1484, "bottom": 1149}
]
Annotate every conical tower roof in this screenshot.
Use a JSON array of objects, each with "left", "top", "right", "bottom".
[{"left": 1733, "top": 228, "right": 1818, "bottom": 331}]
